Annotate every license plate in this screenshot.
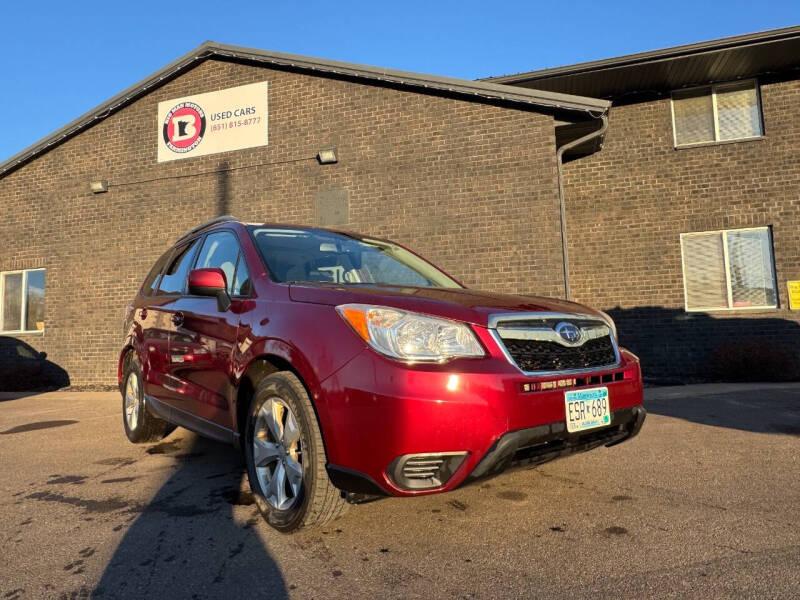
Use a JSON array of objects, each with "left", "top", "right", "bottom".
[{"left": 565, "top": 387, "right": 611, "bottom": 433}]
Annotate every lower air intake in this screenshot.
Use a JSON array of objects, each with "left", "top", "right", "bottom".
[{"left": 388, "top": 452, "right": 468, "bottom": 490}]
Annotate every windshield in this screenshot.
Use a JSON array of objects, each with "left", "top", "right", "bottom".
[{"left": 248, "top": 227, "right": 462, "bottom": 288}]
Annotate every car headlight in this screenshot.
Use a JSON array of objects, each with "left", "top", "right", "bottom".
[
  {"left": 597, "top": 310, "right": 618, "bottom": 341},
  {"left": 336, "top": 303, "right": 485, "bottom": 362}
]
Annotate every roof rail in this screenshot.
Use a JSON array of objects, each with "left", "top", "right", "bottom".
[{"left": 176, "top": 215, "right": 238, "bottom": 243}]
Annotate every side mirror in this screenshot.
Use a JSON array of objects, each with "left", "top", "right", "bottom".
[
  {"left": 188, "top": 268, "right": 231, "bottom": 312},
  {"left": 39, "top": 351, "right": 48, "bottom": 360}
]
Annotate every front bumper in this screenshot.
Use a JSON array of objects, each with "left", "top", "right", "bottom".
[
  {"left": 328, "top": 405, "right": 646, "bottom": 499},
  {"left": 464, "top": 405, "right": 646, "bottom": 484},
  {"left": 318, "top": 344, "right": 645, "bottom": 498}
]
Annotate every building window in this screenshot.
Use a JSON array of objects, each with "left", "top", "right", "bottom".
[
  {"left": 680, "top": 228, "right": 777, "bottom": 311},
  {"left": 0, "top": 269, "right": 46, "bottom": 333},
  {"left": 671, "top": 80, "right": 763, "bottom": 147}
]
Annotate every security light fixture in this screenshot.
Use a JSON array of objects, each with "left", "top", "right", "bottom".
[
  {"left": 317, "top": 148, "right": 338, "bottom": 165},
  {"left": 90, "top": 180, "right": 108, "bottom": 194}
]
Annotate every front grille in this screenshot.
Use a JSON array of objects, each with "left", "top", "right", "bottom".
[{"left": 499, "top": 333, "right": 617, "bottom": 372}]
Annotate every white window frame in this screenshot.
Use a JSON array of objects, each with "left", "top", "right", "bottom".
[
  {"left": 679, "top": 227, "right": 778, "bottom": 313},
  {"left": 0, "top": 268, "right": 46, "bottom": 334},
  {"left": 670, "top": 79, "right": 764, "bottom": 148}
]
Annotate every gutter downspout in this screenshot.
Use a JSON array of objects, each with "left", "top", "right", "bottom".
[{"left": 555, "top": 113, "right": 609, "bottom": 301}]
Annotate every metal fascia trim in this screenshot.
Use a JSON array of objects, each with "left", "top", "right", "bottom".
[
  {"left": 496, "top": 323, "right": 610, "bottom": 346},
  {"left": 487, "top": 312, "right": 621, "bottom": 377}
]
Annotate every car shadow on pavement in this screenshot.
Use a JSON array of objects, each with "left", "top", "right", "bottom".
[
  {"left": 92, "top": 434, "right": 288, "bottom": 599},
  {"left": 645, "top": 384, "right": 800, "bottom": 436}
]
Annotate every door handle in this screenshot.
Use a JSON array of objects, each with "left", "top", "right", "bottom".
[
  {"left": 139, "top": 308, "right": 147, "bottom": 320},
  {"left": 171, "top": 312, "right": 184, "bottom": 327}
]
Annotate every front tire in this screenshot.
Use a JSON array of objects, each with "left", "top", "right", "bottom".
[
  {"left": 245, "top": 371, "right": 348, "bottom": 532},
  {"left": 121, "top": 353, "right": 173, "bottom": 443}
]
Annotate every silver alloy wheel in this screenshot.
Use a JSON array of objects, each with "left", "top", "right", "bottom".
[
  {"left": 124, "top": 371, "right": 141, "bottom": 430},
  {"left": 253, "top": 396, "right": 303, "bottom": 511}
]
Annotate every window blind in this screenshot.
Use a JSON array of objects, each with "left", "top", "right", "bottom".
[
  {"left": 673, "top": 89, "right": 715, "bottom": 146},
  {"left": 1, "top": 273, "right": 23, "bottom": 332},
  {"left": 681, "top": 228, "right": 777, "bottom": 311},
  {"left": 716, "top": 83, "right": 762, "bottom": 141},
  {"left": 682, "top": 233, "right": 728, "bottom": 309},
  {"left": 727, "top": 229, "right": 776, "bottom": 307},
  {"left": 672, "top": 80, "right": 762, "bottom": 147}
]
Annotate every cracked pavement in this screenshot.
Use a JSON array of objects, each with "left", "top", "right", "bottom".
[{"left": 1, "top": 383, "right": 799, "bottom": 599}]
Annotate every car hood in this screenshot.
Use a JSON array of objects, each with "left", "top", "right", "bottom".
[{"left": 288, "top": 283, "right": 607, "bottom": 327}]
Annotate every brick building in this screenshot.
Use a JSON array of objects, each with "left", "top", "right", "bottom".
[
  {"left": 0, "top": 43, "right": 607, "bottom": 388},
  {"left": 490, "top": 26, "right": 800, "bottom": 381},
  {"left": 2, "top": 28, "right": 800, "bottom": 389}
]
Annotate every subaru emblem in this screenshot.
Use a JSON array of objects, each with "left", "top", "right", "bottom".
[{"left": 555, "top": 321, "right": 582, "bottom": 345}]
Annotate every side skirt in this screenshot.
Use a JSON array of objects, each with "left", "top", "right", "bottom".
[{"left": 145, "top": 394, "right": 236, "bottom": 445}]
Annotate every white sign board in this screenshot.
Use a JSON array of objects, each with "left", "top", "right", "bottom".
[{"left": 157, "top": 82, "right": 268, "bottom": 162}]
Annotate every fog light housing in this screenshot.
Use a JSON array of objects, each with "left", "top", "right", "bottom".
[{"left": 388, "top": 452, "right": 468, "bottom": 490}]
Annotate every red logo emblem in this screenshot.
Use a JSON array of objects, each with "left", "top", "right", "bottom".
[{"left": 162, "top": 102, "right": 206, "bottom": 153}]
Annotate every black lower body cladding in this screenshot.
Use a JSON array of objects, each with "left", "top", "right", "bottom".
[{"left": 464, "top": 406, "right": 646, "bottom": 484}]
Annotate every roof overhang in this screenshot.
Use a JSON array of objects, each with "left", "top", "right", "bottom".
[
  {"left": 0, "top": 42, "right": 609, "bottom": 180},
  {"left": 484, "top": 25, "right": 800, "bottom": 101}
]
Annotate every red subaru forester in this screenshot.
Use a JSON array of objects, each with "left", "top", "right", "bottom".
[{"left": 120, "top": 217, "right": 645, "bottom": 532}]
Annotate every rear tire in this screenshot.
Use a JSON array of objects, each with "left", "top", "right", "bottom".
[
  {"left": 245, "top": 371, "right": 348, "bottom": 532},
  {"left": 121, "top": 353, "right": 174, "bottom": 443}
]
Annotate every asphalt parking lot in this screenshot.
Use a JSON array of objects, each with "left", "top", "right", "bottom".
[{"left": 1, "top": 384, "right": 799, "bottom": 599}]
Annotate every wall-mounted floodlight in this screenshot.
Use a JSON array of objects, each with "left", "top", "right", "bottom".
[
  {"left": 317, "top": 148, "right": 338, "bottom": 165},
  {"left": 90, "top": 180, "right": 108, "bottom": 194}
]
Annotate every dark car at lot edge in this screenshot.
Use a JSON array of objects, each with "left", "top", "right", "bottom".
[
  {"left": 0, "top": 337, "right": 69, "bottom": 391},
  {"left": 119, "top": 216, "right": 645, "bottom": 532}
]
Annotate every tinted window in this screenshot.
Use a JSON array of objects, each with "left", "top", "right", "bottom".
[
  {"left": 196, "top": 231, "right": 242, "bottom": 294},
  {"left": 360, "top": 252, "right": 430, "bottom": 287},
  {"left": 232, "top": 254, "right": 251, "bottom": 296},
  {"left": 248, "top": 227, "right": 461, "bottom": 288},
  {"left": 156, "top": 240, "right": 200, "bottom": 296},
  {"left": 142, "top": 250, "right": 172, "bottom": 296}
]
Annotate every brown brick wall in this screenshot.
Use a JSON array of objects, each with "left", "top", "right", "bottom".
[
  {"left": 0, "top": 58, "right": 565, "bottom": 387},
  {"left": 562, "top": 76, "right": 800, "bottom": 380}
]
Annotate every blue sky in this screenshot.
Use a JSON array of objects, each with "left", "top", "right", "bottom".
[{"left": 2, "top": 0, "right": 798, "bottom": 163}]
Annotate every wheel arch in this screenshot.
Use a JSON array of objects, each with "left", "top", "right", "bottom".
[
  {"left": 117, "top": 344, "right": 135, "bottom": 393},
  {"left": 235, "top": 353, "right": 330, "bottom": 456}
]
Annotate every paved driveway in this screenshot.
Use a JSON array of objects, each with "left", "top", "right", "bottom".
[{"left": 1, "top": 384, "right": 799, "bottom": 599}]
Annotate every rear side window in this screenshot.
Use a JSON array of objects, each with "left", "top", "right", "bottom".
[
  {"left": 195, "top": 231, "right": 251, "bottom": 296},
  {"left": 232, "top": 255, "right": 251, "bottom": 296},
  {"left": 156, "top": 239, "right": 200, "bottom": 296},
  {"left": 141, "top": 250, "right": 172, "bottom": 296}
]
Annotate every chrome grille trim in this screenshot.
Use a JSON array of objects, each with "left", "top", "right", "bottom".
[
  {"left": 496, "top": 323, "right": 610, "bottom": 345},
  {"left": 489, "top": 312, "right": 621, "bottom": 376},
  {"left": 487, "top": 311, "right": 604, "bottom": 329}
]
